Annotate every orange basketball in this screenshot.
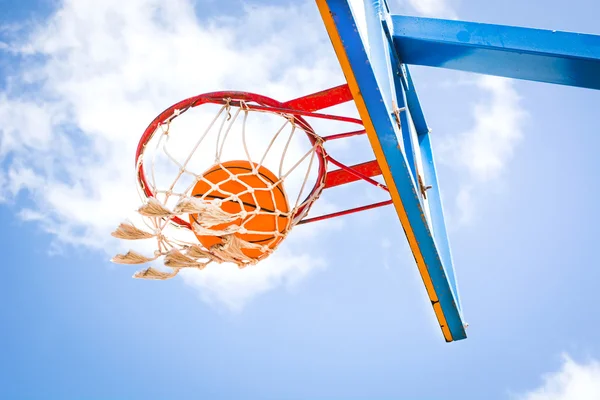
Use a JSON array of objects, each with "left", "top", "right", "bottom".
[{"left": 188, "top": 160, "right": 290, "bottom": 261}]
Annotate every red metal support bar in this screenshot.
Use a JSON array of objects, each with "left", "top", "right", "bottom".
[
  {"left": 282, "top": 84, "right": 353, "bottom": 112},
  {"left": 327, "top": 157, "right": 388, "bottom": 191},
  {"left": 297, "top": 199, "right": 393, "bottom": 225},
  {"left": 324, "top": 159, "right": 383, "bottom": 189},
  {"left": 228, "top": 101, "right": 363, "bottom": 126},
  {"left": 322, "top": 129, "right": 366, "bottom": 141}
]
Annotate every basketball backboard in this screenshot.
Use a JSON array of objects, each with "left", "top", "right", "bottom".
[
  {"left": 113, "top": 0, "right": 600, "bottom": 344},
  {"left": 316, "top": 0, "right": 467, "bottom": 341}
]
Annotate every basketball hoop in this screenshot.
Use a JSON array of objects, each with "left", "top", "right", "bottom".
[{"left": 111, "top": 85, "right": 392, "bottom": 279}]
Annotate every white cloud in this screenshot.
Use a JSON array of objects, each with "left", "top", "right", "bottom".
[
  {"left": 439, "top": 76, "right": 527, "bottom": 224},
  {"left": 1, "top": 0, "right": 529, "bottom": 309},
  {"left": 0, "top": 0, "right": 340, "bottom": 310},
  {"left": 399, "top": 0, "right": 458, "bottom": 19},
  {"left": 457, "top": 77, "right": 526, "bottom": 182},
  {"left": 514, "top": 355, "right": 600, "bottom": 400},
  {"left": 180, "top": 248, "right": 326, "bottom": 312}
]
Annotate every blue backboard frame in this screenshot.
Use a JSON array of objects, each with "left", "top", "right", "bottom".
[
  {"left": 316, "top": 0, "right": 600, "bottom": 343},
  {"left": 316, "top": 0, "right": 467, "bottom": 342},
  {"left": 391, "top": 16, "right": 600, "bottom": 90}
]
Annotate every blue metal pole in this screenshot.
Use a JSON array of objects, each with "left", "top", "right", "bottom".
[{"left": 391, "top": 15, "right": 600, "bottom": 90}]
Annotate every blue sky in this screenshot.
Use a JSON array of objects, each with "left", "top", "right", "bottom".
[{"left": 1, "top": 0, "right": 600, "bottom": 399}]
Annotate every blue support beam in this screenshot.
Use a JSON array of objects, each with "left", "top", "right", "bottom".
[
  {"left": 402, "top": 65, "right": 462, "bottom": 314},
  {"left": 391, "top": 16, "right": 600, "bottom": 90}
]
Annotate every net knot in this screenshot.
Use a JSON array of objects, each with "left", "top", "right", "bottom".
[
  {"left": 133, "top": 267, "right": 180, "bottom": 280},
  {"left": 111, "top": 250, "right": 158, "bottom": 265},
  {"left": 138, "top": 197, "right": 172, "bottom": 218},
  {"left": 164, "top": 249, "right": 207, "bottom": 269},
  {"left": 176, "top": 197, "right": 240, "bottom": 228},
  {"left": 111, "top": 221, "right": 154, "bottom": 240}
]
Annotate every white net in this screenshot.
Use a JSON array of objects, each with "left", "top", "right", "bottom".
[{"left": 111, "top": 95, "right": 327, "bottom": 279}]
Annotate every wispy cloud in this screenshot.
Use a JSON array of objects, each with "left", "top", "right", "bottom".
[
  {"left": 513, "top": 354, "right": 600, "bottom": 400},
  {"left": 391, "top": 0, "right": 457, "bottom": 19},
  {"left": 0, "top": 0, "right": 339, "bottom": 310},
  {"left": 403, "top": 0, "right": 458, "bottom": 19},
  {"left": 455, "top": 77, "right": 526, "bottom": 182},
  {"left": 439, "top": 76, "right": 527, "bottom": 224},
  {"left": 1, "top": 0, "right": 529, "bottom": 309},
  {"left": 181, "top": 249, "right": 326, "bottom": 312}
]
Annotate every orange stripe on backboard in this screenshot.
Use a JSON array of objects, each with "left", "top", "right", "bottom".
[{"left": 315, "top": 0, "right": 452, "bottom": 342}]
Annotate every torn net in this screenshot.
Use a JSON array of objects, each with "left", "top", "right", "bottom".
[{"left": 111, "top": 98, "right": 326, "bottom": 279}]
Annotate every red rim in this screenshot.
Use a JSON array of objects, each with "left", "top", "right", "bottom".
[{"left": 136, "top": 91, "right": 328, "bottom": 230}]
